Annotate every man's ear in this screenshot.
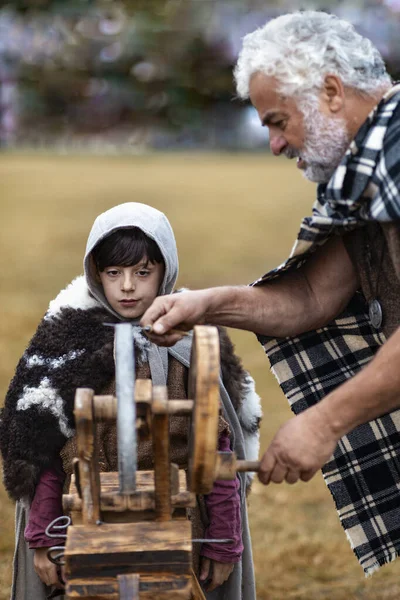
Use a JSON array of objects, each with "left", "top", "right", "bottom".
[{"left": 321, "top": 74, "right": 345, "bottom": 114}]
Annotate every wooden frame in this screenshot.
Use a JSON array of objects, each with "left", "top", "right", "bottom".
[{"left": 61, "top": 325, "right": 259, "bottom": 599}]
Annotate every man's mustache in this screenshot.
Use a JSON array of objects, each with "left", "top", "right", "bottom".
[{"left": 284, "top": 147, "right": 300, "bottom": 159}]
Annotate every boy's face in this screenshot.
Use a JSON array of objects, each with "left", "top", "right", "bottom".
[{"left": 99, "top": 258, "right": 165, "bottom": 320}]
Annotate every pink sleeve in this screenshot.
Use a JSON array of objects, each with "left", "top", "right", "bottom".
[
  {"left": 200, "top": 433, "right": 244, "bottom": 563},
  {"left": 24, "top": 460, "right": 66, "bottom": 549}
]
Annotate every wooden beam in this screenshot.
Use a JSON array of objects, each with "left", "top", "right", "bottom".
[
  {"left": 64, "top": 470, "right": 196, "bottom": 523},
  {"left": 64, "top": 520, "right": 192, "bottom": 579},
  {"left": 68, "top": 468, "right": 187, "bottom": 497},
  {"left": 92, "top": 394, "right": 194, "bottom": 419},
  {"left": 74, "top": 388, "right": 101, "bottom": 524},
  {"left": 66, "top": 574, "right": 192, "bottom": 599},
  {"left": 152, "top": 386, "right": 172, "bottom": 521},
  {"left": 63, "top": 490, "right": 196, "bottom": 514},
  {"left": 93, "top": 395, "right": 118, "bottom": 421},
  {"left": 152, "top": 400, "right": 194, "bottom": 416}
]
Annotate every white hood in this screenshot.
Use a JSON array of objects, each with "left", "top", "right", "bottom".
[{"left": 83, "top": 202, "right": 178, "bottom": 319}]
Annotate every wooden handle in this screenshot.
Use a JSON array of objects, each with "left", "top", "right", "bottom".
[
  {"left": 236, "top": 460, "right": 261, "bottom": 472},
  {"left": 216, "top": 454, "right": 261, "bottom": 480}
]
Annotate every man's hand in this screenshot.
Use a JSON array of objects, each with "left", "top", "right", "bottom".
[
  {"left": 33, "top": 548, "right": 64, "bottom": 588},
  {"left": 199, "top": 557, "right": 235, "bottom": 592},
  {"left": 258, "top": 406, "right": 339, "bottom": 485},
  {"left": 140, "top": 289, "right": 211, "bottom": 345}
]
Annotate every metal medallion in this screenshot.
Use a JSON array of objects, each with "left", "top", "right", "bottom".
[{"left": 369, "top": 298, "right": 383, "bottom": 330}]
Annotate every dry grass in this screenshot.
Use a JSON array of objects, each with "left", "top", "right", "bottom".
[{"left": 1, "top": 153, "right": 400, "bottom": 599}]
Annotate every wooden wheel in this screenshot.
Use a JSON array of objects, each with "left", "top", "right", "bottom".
[{"left": 188, "top": 325, "right": 220, "bottom": 495}]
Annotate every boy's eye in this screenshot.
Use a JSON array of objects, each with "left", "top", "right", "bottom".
[
  {"left": 106, "top": 269, "right": 119, "bottom": 277},
  {"left": 137, "top": 270, "right": 150, "bottom": 277}
]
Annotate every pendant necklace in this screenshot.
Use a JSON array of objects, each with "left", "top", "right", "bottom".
[
  {"left": 364, "top": 228, "right": 385, "bottom": 330},
  {"left": 369, "top": 298, "right": 383, "bottom": 330}
]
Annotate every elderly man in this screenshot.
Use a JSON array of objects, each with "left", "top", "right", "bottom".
[{"left": 142, "top": 12, "right": 400, "bottom": 573}]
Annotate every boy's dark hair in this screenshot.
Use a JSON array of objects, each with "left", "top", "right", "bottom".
[{"left": 92, "top": 228, "right": 164, "bottom": 272}]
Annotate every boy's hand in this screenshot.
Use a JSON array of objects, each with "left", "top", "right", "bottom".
[
  {"left": 33, "top": 548, "right": 64, "bottom": 588},
  {"left": 199, "top": 557, "right": 235, "bottom": 592}
]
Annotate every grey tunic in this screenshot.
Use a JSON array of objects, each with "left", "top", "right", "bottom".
[{"left": 11, "top": 502, "right": 64, "bottom": 600}]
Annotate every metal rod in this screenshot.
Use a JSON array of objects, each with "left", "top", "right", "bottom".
[
  {"left": 192, "top": 538, "right": 234, "bottom": 544},
  {"left": 45, "top": 516, "right": 71, "bottom": 568},
  {"left": 142, "top": 325, "right": 191, "bottom": 337},
  {"left": 115, "top": 323, "right": 137, "bottom": 494},
  {"left": 45, "top": 515, "right": 71, "bottom": 539}
]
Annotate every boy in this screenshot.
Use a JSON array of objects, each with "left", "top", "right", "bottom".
[{"left": 1, "top": 203, "right": 261, "bottom": 600}]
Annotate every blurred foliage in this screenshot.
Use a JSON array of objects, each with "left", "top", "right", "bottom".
[
  {"left": 0, "top": 0, "right": 399, "bottom": 148},
  {"left": 0, "top": 0, "right": 244, "bottom": 146}
]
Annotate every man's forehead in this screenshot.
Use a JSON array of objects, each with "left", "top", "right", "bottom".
[
  {"left": 249, "top": 73, "right": 289, "bottom": 105},
  {"left": 250, "top": 72, "right": 284, "bottom": 93}
]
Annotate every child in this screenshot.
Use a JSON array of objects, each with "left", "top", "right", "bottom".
[{"left": 0, "top": 203, "right": 261, "bottom": 600}]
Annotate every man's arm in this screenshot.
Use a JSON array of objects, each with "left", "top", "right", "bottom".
[
  {"left": 258, "top": 325, "right": 400, "bottom": 485},
  {"left": 141, "top": 236, "right": 358, "bottom": 343}
]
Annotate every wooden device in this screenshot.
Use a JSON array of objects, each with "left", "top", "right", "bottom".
[{"left": 52, "top": 325, "right": 259, "bottom": 600}]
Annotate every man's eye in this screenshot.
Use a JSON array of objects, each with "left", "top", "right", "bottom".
[{"left": 272, "top": 120, "right": 286, "bottom": 129}]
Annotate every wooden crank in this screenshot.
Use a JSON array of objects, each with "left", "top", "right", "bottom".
[{"left": 58, "top": 325, "right": 260, "bottom": 600}]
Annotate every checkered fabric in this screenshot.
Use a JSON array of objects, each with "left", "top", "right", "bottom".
[{"left": 253, "top": 84, "right": 400, "bottom": 575}]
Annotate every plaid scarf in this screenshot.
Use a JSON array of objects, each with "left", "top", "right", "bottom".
[{"left": 253, "top": 84, "right": 400, "bottom": 575}]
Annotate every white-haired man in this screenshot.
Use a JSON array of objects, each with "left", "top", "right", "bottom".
[{"left": 142, "top": 12, "right": 400, "bottom": 573}]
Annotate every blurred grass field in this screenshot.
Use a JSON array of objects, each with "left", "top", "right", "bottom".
[{"left": 1, "top": 153, "right": 400, "bottom": 599}]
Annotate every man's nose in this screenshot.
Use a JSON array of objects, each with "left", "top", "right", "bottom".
[
  {"left": 269, "top": 134, "right": 288, "bottom": 156},
  {"left": 121, "top": 274, "right": 135, "bottom": 291}
]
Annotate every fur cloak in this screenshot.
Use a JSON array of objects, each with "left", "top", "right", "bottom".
[
  {"left": 0, "top": 276, "right": 262, "bottom": 503},
  {"left": 2, "top": 202, "right": 262, "bottom": 600}
]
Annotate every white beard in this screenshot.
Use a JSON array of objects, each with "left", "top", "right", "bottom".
[{"left": 285, "top": 102, "right": 350, "bottom": 184}]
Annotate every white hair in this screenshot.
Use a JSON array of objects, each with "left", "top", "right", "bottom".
[{"left": 234, "top": 11, "right": 392, "bottom": 101}]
